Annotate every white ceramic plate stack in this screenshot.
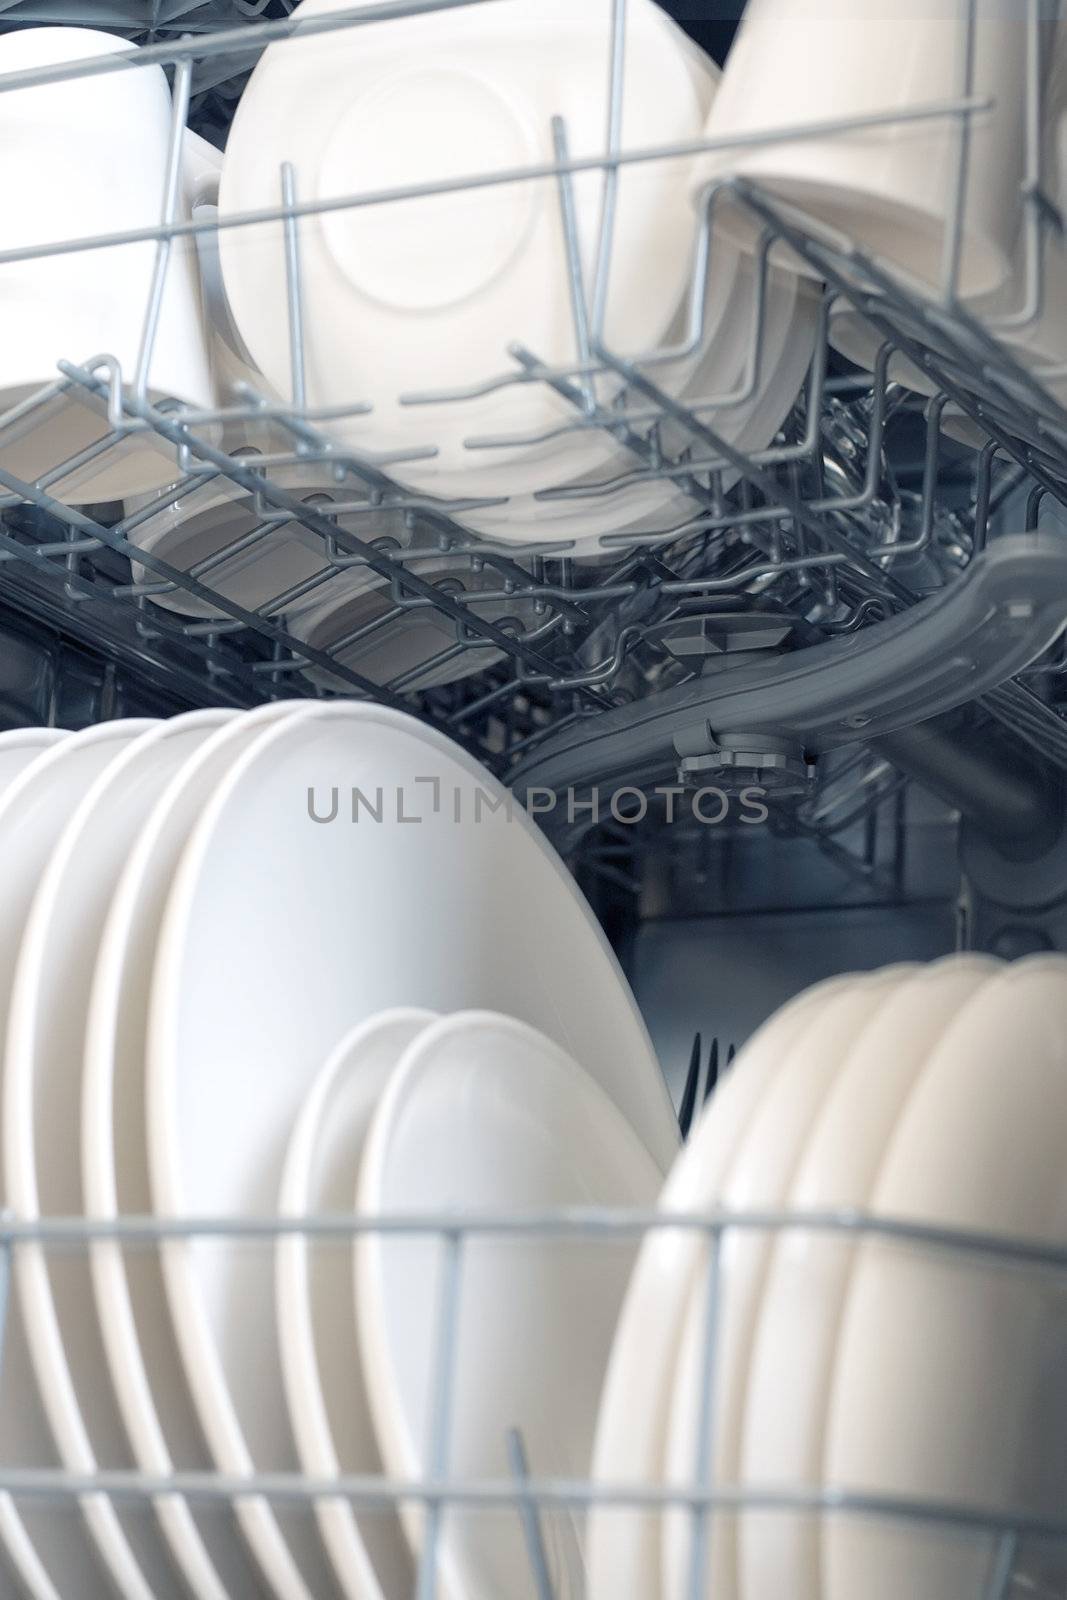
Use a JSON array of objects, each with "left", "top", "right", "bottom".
[
  {"left": 2, "top": 702, "right": 1067, "bottom": 1600},
  {"left": 589, "top": 950, "right": 1067, "bottom": 1600},
  {"left": 0, "top": 698, "right": 674, "bottom": 1600}
]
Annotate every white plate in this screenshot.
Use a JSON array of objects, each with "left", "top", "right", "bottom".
[
  {"left": 356, "top": 1009, "right": 662, "bottom": 1600},
  {"left": 662, "top": 264, "right": 820, "bottom": 489},
  {"left": 82, "top": 700, "right": 314, "bottom": 1600},
  {"left": 127, "top": 466, "right": 409, "bottom": 621},
  {"left": 825, "top": 954, "right": 1067, "bottom": 1600},
  {"left": 0, "top": 721, "right": 157, "bottom": 1600},
  {"left": 587, "top": 972, "right": 860, "bottom": 1600},
  {"left": 458, "top": 241, "right": 752, "bottom": 550},
  {"left": 723, "top": 274, "right": 820, "bottom": 474},
  {"left": 218, "top": 0, "right": 705, "bottom": 495},
  {"left": 145, "top": 701, "right": 673, "bottom": 1596},
  {"left": 5, "top": 714, "right": 240, "bottom": 1600},
  {"left": 0, "top": 726, "right": 67, "bottom": 784},
  {"left": 660, "top": 964, "right": 914, "bottom": 1600},
  {"left": 0, "top": 727, "right": 71, "bottom": 1600},
  {"left": 829, "top": 307, "right": 940, "bottom": 397},
  {"left": 288, "top": 554, "right": 540, "bottom": 693},
  {"left": 737, "top": 956, "right": 1000, "bottom": 1600},
  {"left": 458, "top": 462, "right": 703, "bottom": 549},
  {"left": 559, "top": 267, "right": 820, "bottom": 552},
  {"left": 277, "top": 1008, "right": 436, "bottom": 1600}
]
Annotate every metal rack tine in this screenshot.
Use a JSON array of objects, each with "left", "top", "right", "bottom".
[
  {"left": 704, "top": 1037, "right": 720, "bottom": 1108},
  {"left": 505, "top": 1428, "right": 558, "bottom": 1600},
  {"left": 678, "top": 1031, "right": 703, "bottom": 1140}
]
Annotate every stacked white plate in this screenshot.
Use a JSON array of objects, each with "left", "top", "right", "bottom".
[
  {"left": 589, "top": 951, "right": 1067, "bottom": 1600},
  {"left": 0, "top": 700, "right": 675, "bottom": 1600}
]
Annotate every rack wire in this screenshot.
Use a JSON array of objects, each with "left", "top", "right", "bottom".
[{"left": 0, "top": 1204, "right": 1063, "bottom": 1600}]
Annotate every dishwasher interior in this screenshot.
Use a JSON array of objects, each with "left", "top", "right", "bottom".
[{"left": 0, "top": 4, "right": 1066, "bottom": 1595}]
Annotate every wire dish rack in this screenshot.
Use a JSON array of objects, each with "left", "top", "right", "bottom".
[
  {"left": 1, "top": 1205, "right": 1065, "bottom": 1600},
  {"left": 0, "top": 0, "right": 1065, "bottom": 799},
  {"left": 0, "top": 3, "right": 1066, "bottom": 1596}
]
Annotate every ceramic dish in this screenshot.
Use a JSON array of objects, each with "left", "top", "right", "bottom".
[
  {"left": 126, "top": 464, "right": 408, "bottom": 621},
  {"left": 736, "top": 956, "right": 1000, "bottom": 1600},
  {"left": 288, "top": 554, "right": 541, "bottom": 693},
  {"left": 824, "top": 955, "right": 1067, "bottom": 1600},
  {"left": 356, "top": 1010, "right": 662, "bottom": 1600},
  {"left": 0, "top": 726, "right": 78, "bottom": 1600},
  {"left": 657, "top": 262, "right": 820, "bottom": 492},
  {"left": 145, "top": 702, "right": 674, "bottom": 1596},
  {"left": 5, "top": 714, "right": 239, "bottom": 1600},
  {"left": 660, "top": 965, "right": 914, "bottom": 1600},
  {"left": 586, "top": 972, "right": 860, "bottom": 1600},
  {"left": 458, "top": 240, "right": 753, "bottom": 547},
  {"left": 0, "top": 726, "right": 67, "bottom": 784},
  {"left": 81, "top": 701, "right": 314, "bottom": 1600},
  {"left": 701, "top": 0, "right": 1025, "bottom": 297},
  {"left": 218, "top": 0, "right": 706, "bottom": 495},
  {"left": 0, "top": 29, "right": 213, "bottom": 504},
  {"left": 0, "top": 721, "right": 158, "bottom": 1600},
  {"left": 277, "top": 1009, "right": 434, "bottom": 1600}
]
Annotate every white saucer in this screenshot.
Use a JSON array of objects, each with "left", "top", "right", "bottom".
[
  {"left": 356, "top": 1010, "right": 662, "bottom": 1600},
  {"left": 276, "top": 1009, "right": 435, "bottom": 1600},
  {"left": 127, "top": 466, "right": 408, "bottom": 620},
  {"left": 0, "top": 726, "right": 67, "bottom": 784}
]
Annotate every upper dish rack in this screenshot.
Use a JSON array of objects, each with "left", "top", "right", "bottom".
[{"left": 0, "top": 0, "right": 1065, "bottom": 799}]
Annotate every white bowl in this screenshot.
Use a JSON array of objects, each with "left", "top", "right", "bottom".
[
  {"left": 701, "top": 0, "right": 1025, "bottom": 297},
  {"left": 0, "top": 29, "right": 215, "bottom": 504},
  {"left": 217, "top": 0, "right": 707, "bottom": 496}
]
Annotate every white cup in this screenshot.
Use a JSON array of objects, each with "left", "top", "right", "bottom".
[
  {"left": 702, "top": 0, "right": 1027, "bottom": 298},
  {"left": 0, "top": 28, "right": 215, "bottom": 505}
]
